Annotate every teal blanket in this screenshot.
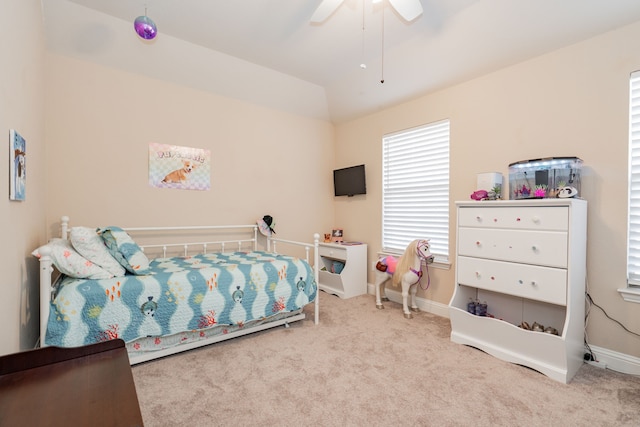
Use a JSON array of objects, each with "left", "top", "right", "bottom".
[{"left": 46, "top": 251, "right": 316, "bottom": 347}]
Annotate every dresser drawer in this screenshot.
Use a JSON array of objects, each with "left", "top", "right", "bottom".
[
  {"left": 458, "top": 206, "right": 569, "bottom": 231},
  {"left": 457, "top": 256, "right": 567, "bottom": 305},
  {"left": 458, "top": 227, "right": 568, "bottom": 268},
  {"left": 318, "top": 245, "right": 347, "bottom": 261}
]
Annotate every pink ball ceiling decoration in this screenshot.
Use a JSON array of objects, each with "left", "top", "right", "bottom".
[{"left": 134, "top": 14, "right": 157, "bottom": 40}]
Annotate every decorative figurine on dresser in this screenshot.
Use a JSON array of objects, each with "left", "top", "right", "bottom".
[{"left": 449, "top": 198, "right": 587, "bottom": 383}]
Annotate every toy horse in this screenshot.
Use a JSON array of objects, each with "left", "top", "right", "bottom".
[{"left": 374, "top": 239, "right": 434, "bottom": 319}]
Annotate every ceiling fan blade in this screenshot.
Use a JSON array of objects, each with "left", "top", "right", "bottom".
[
  {"left": 388, "top": 0, "right": 423, "bottom": 22},
  {"left": 310, "top": 0, "right": 345, "bottom": 23}
]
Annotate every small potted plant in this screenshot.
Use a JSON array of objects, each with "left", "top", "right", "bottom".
[{"left": 491, "top": 184, "right": 502, "bottom": 200}]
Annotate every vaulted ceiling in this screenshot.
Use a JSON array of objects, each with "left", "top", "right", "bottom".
[{"left": 43, "top": 0, "right": 640, "bottom": 123}]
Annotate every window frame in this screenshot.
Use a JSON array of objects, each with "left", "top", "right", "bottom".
[
  {"left": 622, "top": 71, "right": 640, "bottom": 302},
  {"left": 381, "top": 119, "right": 451, "bottom": 267}
]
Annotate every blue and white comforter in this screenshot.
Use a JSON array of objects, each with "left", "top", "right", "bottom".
[{"left": 46, "top": 251, "right": 317, "bottom": 347}]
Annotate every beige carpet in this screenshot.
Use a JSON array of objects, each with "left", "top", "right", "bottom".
[{"left": 132, "top": 293, "right": 640, "bottom": 426}]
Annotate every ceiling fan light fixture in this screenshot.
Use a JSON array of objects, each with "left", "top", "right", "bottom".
[
  {"left": 311, "top": 0, "right": 422, "bottom": 23},
  {"left": 134, "top": 10, "right": 157, "bottom": 40}
]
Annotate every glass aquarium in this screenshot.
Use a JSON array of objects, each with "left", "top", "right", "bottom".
[{"left": 508, "top": 157, "right": 582, "bottom": 199}]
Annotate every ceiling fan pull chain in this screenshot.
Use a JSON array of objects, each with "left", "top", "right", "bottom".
[
  {"left": 380, "top": 1, "right": 385, "bottom": 84},
  {"left": 360, "top": 0, "right": 367, "bottom": 69}
]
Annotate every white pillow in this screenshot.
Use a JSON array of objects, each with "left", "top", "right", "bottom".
[
  {"left": 70, "top": 227, "right": 126, "bottom": 277},
  {"left": 32, "top": 238, "right": 114, "bottom": 279}
]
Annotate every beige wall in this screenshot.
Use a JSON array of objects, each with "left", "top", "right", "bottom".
[
  {"left": 45, "top": 54, "right": 335, "bottom": 244},
  {"left": 0, "top": 0, "right": 47, "bottom": 355},
  {"left": 335, "top": 21, "right": 640, "bottom": 358}
]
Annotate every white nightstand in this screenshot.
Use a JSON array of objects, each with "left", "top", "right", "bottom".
[{"left": 318, "top": 242, "right": 367, "bottom": 299}]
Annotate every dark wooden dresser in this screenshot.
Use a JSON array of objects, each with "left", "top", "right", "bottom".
[{"left": 0, "top": 339, "right": 143, "bottom": 426}]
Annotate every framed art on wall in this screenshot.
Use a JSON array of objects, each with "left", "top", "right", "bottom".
[
  {"left": 9, "top": 129, "right": 26, "bottom": 201},
  {"left": 148, "top": 143, "right": 211, "bottom": 191}
]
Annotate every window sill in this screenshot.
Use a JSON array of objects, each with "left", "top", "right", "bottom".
[
  {"left": 430, "top": 259, "right": 452, "bottom": 270},
  {"left": 618, "top": 287, "right": 640, "bottom": 303}
]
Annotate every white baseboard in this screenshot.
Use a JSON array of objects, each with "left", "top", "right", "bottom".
[
  {"left": 586, "top": 344, "right": 640, "bottom": 376},
  {"left": 366, "top": 284, "right": 640, "bottom": 377},
  {"left": 366, "top": 283, "right": 450, "bottom": 318}
]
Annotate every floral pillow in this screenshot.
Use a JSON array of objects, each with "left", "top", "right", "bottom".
[
  {"left": 32, "top": 238, "right": 114, "bottom": 279},
  {"left": 99, "top": 226, "right": 150, "bottom": 275},
  {"left": 69, "top": 226, "right": 126, "bottom": 277}
]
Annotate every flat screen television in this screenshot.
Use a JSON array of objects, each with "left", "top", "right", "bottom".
[{"left": 334, "top": 164, "right": 366, "bottom": 197}]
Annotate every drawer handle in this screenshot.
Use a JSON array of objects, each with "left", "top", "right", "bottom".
[
  {"left": 531, "top": 245, "right": 538, "bottom": 251},
  {"left": 476, "top": 241, "right": 481, "bottom": 246},
  {"left": 476, "top": 216, "right": 482, "bottom": 222},
  {"left": 532, "top": 216, "right": 540, "bottom": 224},
  {"left": 530, "top": 280, "right": 537, "bottom": 286}
]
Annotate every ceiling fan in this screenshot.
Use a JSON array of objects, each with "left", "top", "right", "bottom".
[{"left": 311, "top": 0, "right": 423, "bottom": 23}]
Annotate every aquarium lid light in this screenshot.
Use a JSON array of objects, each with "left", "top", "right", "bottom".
[{"left": 508, "top": 157, "right": 582, "bottom": 169}]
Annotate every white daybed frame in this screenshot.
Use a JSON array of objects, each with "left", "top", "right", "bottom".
[{"left": 38, "top": 216, "right": 320, "bottom": 365}]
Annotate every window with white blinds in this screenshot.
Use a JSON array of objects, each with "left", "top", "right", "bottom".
[
  {"left": 628, "top": 71, "right": 640, "bottom": 287},
  {"left": 382, "top": 120, "right": 450, "bottom": 260}
]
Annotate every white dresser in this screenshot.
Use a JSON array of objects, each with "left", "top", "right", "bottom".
[
  {"left": 449, "top": 199, "right": 587, "bottom": 383},
  {"left": 318, "top": 242, "right": 367, "bottom": 299}
]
